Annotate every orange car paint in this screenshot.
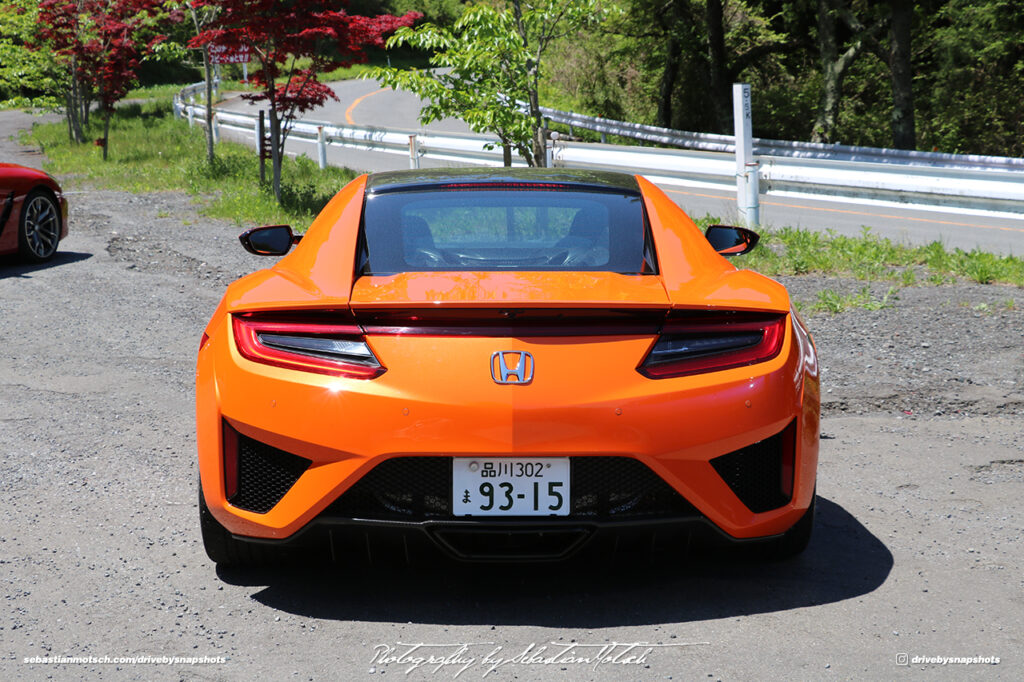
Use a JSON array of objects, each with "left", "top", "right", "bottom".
[{"left": 197, "top": 173, "right": 818, "bottom": 542}]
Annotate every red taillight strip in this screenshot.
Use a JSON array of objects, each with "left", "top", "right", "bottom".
[
  {"left": 232, "top": 314, "right": 385, "bottom": 380},
  {"left": 638, "top": 313, "right": 787, "bottom": 379}
]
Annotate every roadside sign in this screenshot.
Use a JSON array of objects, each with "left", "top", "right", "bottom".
[{"left": 209, "top": 44, "right": 251, "bottom": 64}]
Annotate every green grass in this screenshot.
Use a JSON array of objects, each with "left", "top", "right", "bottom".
[
  {"left": 27, "top": 100, "right": 357, "bottom": 230},
  {"left": 693, "top": 217, "right": 1024, "bottom": 288},
  {"left": 125, "top": 83, "right": 189, "bottom": 102},
  {"left": 809, "top": 286, "right": 898, "bottom": 314}
]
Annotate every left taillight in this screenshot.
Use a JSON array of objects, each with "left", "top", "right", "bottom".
[
  {"left": 638, "top": 312, "right": 786, "bottom": 379},
  {"left": 232, "top": 312, "right": 385, "bottom": 379}
]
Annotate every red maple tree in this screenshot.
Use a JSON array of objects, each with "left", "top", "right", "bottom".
[
  {"left": 188, "top": 0, "right": 420, "bottom": 201},
  {"left": 36, "top": 0, "right": 176, "bottom": 159}
]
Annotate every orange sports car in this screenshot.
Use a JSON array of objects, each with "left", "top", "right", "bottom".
[{"left": 196, "top": 169, "right": 819, "bottom": 565}]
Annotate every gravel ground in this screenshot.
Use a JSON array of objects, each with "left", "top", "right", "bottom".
[{"left": 2, "top": 111, "right": 1023, "bottom": 680}]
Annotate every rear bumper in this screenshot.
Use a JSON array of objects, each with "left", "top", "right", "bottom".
[{"left": 197, "top": 313, "right": 820, "bottom": 543}]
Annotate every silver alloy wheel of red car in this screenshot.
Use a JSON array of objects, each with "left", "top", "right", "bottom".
[{"left": 19, "top": 191, "right": 61, "bottom": 262}]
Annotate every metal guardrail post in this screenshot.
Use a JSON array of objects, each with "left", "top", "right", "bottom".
[
  {"left": 408, "top": 134, "right": 420, "bottom": 169},
  {"left": 253, "top": 111, "right": 262, "bottom": 153},
  {"left": 732, "top": 83, "right": 760, "bottom": 227},
  {"left": 212, "top": 112, "right": 220, "bottom": 144},
  {"left": 317, "top": 126, "right": 327, "bottom": 169},
  {"left": 187, "top": 106, "right": 194, "bottom": 128},
  {"left": 546, "top": 132, "right": 559, "bottom": 168}
]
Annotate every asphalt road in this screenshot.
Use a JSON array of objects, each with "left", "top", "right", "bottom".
[
  {"left": 2, "top": 110, "right": 1023, "bottom": 680},
  {"left": 214, "top": 80, "right": 1024, "bottom": 256}
]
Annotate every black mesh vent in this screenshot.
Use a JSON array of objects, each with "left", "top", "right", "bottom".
[
  {"left": 570, "top": 457, "right": 696, "bottom": 518},
  {"left": 324, "top": 456, "right": 698, "bottom": 521},
  {"left": 327, "top": 457, "right": 452, "bottom": 520},
  {"left": 710, "top": 427, "right": 791, "bottom": 513},
  {"left": 231, "top": 434, "right": 312, "bottom": 514}
]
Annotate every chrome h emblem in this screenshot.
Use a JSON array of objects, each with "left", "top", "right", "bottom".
[{"left": 491, "top": 351, "right": 534, "bottom": 385}]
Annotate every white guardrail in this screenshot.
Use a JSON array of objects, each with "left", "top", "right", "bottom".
[{"left": 173, "top": 86, "right": 1024, "bottom": 217}]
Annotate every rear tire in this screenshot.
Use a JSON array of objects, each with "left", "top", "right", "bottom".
[
  {"left": 18, "top": 189, "right": 61, "bottom": 263},
  {"left": 198, "top": 483, "right": 271, "bottom": 567}
]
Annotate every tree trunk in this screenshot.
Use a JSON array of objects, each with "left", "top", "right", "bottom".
[
  {"left": 656, "top": 37, "right": 680, "bottom": 129},
  {"left": 202, "top": 46, "right": 215, "bottom": 163},
  {"left": 528, "top": 84, "right": 546, "bottom": 167},
  {"left": 888, "top": 0, "right": 915, "bottom": 149},
  {"left": 102, "top": 109, "right": 110, "bottom": 161},
  {"left": 705, "top": 0, "right": 731, "bottom": 133},
  {"left": 511, "top": 0, "right": 545, "bottom": 167},
  {"left": 67, "top": 62, "right": 85, "bottom": 143},
  {"left": 65, "top": 92, "right": 73, "bottom": 143},
  {"left": 502, "top": 143, "right": 512, "bottom": 167},
  {"left": 811, "top": 0, "right": 841, "bottom": 142},
  {"left": 655, "top": 0, "right": 686, "bottom": 129},
  {"left": 269, "top": 108, "right": 282, "bottom": 203},
  {"left": 813, "top": 63, "right": 846, "bottom": 143},
  {"left": 812, "top": 0, "right": 867, "bottom": 143},
  {"left": 81, "top": 81, "right": 91, "bottom": 127},
  {"left": 65, "top": 90, "right": 77, "bottom": 144},
  {"left": 812, "top": 0, "right": 886, "bottom": 143},
  {"left": 190, "top": 7, "right": 216, "bottom": 163}
]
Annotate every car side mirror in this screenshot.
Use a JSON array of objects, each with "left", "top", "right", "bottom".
[
  {"left": 239, "top": 225, "right": 301, "bottom": 256},
  {"left": 705, "top": 224, "right": 760, "bottom": 256}
]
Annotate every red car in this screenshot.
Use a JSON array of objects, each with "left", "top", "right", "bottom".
[{"left": 0, "top": 163, "right": 68, "bottom": 262}]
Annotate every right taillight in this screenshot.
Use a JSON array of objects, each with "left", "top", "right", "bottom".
[{"left": 638, "top": 312, "right": 786, "bottom": 379}]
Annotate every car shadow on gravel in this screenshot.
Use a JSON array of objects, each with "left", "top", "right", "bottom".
[
  {"left": 0, "top": 251, "right": 92, "bottom": 277},
  {"left": 217, "top": 497, "right": 892, "bottom": 626}
]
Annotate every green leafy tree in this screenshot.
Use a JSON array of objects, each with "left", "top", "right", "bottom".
[
  {"left": 0, "top": 1, "right": 63, "bottom": 109},
  {"left": 371, "top": 0, "right": 607, "bottom": 167},
  {"left": 916, "top": 0, "right": 1024, "bottom": 156}
]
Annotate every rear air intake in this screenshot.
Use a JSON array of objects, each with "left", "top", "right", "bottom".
[
  {"left": 222, "top": 422, "right": 311, "bottom": 514},
  {"left": 710, "top": 421, "right": 796, "bottom": 513}
]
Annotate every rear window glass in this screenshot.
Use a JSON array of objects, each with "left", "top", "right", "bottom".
[{"left": 359, "top": 186, "right": 653, "bottom": 274}]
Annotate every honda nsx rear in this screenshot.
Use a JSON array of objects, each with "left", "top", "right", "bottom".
[{"left": 196, "top": 169, "right": 820, "bottom": 565}]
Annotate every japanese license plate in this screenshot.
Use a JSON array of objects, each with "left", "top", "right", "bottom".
[{"left": 452, "top": 458, "right": 570, "bottom": 516}]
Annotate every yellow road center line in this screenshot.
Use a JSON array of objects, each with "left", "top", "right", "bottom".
[
  {"left": 662, "top": 187, "right": 1024, "bottom": 234},
  {"left": 345, "top": 87, "right": 390, "bottom": 125}
]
